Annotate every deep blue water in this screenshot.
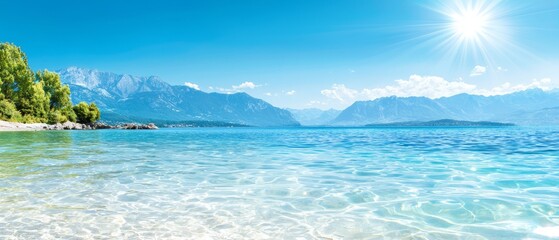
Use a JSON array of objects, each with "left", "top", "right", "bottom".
[{"left": 1, "top": 127, "right": 559, "bottom": 239}]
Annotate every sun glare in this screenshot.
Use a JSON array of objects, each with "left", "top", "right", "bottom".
[
  {"left": 452, "top": 10, "right": 487, "bottom": 39},
  {"left": 414, "top": 0, "right": 516, "bottom": 67}
]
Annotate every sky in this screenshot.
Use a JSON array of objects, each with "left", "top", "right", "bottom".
[{"left": 2, "top": 0, "right": 559, "bottom": 109}]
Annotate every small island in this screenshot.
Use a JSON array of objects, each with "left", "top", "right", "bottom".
[{"left": 365, "top": 119, "right": 515, "bottom": 127}]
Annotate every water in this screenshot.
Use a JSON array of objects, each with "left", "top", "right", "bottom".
[{"left": 1, "top": 127, "right": 558, "bottom": 239}]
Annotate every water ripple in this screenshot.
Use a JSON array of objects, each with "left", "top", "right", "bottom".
[{"left": 1, "top": 127, "right": 558, "bottom": 239}]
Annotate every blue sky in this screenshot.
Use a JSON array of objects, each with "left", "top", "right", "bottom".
[{"left": 2, "top": 0, "right": 559, "bottom": 109}]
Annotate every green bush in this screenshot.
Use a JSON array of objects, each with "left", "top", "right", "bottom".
[
  {"left": 62, "top": 106, "right": 77, "bottom": 122},
  {"left": 21, "top": 114, "right": 43, "bottom": 124},
  {"left": 73, "top": 102, "right": 101, "bottom": 124},
  {"left": 47, "top": 110, "right": 67, "bottom": 124},
  {"left": 88, "top": 103, "right": 100, "bottom": 122},
  {"left": 0, "top": 99, "right": 22, "bottom": 122}
]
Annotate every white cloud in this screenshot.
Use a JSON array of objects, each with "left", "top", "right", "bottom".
[
  {"left": 184, "top": 82, "right": 200, "bottom": 90},
  {"left": 232, "top": 81, "right": 258, "bottom": 90},
  {"left": 470, "top": 65, "right": 487, "bottom": 77},
  {"left": 286, "top": 90, "right": 296, "bottom": 95},
  {"left": 363, "top": 75, "right": 477, "bottom": 99},
  {"left": 476, "top": 78, "right": 557, "bottom": 95},
  {"left": 321, "top": 75, "right": 475, "bottom": 101},
  {"left": 265, "top": 92, "right": 272, "bottom": 96},
  {"left": 320, "top": 84, "right": 358, "bottom": 102},
  {"left": 320, "top": 75, "right": 556, "bottom": 103},
  {"left": 213, "top": 81, "right": 261, "bottom": 94}
]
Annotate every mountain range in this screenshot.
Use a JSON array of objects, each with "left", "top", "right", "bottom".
[
  {"left": 58, "top": 67, "right": 299, "bottom": 127},
  {"left": 331, "top": 89, "right": 559, "bottom": 125},
  {"left": 58, "top": 67, "right": 559, "bottom": 126}
]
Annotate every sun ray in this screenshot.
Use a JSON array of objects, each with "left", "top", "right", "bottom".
[
  {"left": 348, "top": 0, "right": 550, "bottom": 75},
  {"left": 413, "top": 0, "right": 519, "bottom": 71}
]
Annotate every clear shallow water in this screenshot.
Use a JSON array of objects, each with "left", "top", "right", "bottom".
[{"left": 1, "top": 127, "right": 559, "bottom": 239}]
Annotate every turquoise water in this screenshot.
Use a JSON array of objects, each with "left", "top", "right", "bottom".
[{"left": 1, "top": 127, "right": 559, "bottom": 239}]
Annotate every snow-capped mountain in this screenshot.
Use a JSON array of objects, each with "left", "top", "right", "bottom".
[{"left": 57, "top": 67, "right": 299, "bottom": 126}]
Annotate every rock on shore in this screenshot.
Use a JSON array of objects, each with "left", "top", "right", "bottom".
[
  {"left": 119, "top": 123, "right": 158, "bottom": 130},
  {"left": 0, "top": 120, "right": 158, "bottom": 131}
]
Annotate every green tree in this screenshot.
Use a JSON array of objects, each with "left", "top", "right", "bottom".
[
  {"left": 0, "top": 43, "right": 35, "bottom": 111},
  {"left": 73, "top": 102, "right": 100, "bottom": 124},
  {"left": 72, "top": 102, "right": 89, "bottom": 124},
  {"left": 37, "top": 70, "right": 71, "bottom": 109},
  {"left": 88, "top": 102, "right": 100, "bottom": 122},
  {"left": 0, "top": 42, "right": 49, "bottom": 122},
  {"left": 30, "top": 81, "right": 50, "bottom": 121},
  {"left": 37, "top": 70, "right": 75, "bottom": 122},
  {"left": 0, "top": 99, "right": 22, "bottom": 121},
  {"left": 0, "top": 42, "right": 96, "bottom": 124},
  {"left": 63, "top": 106, "right": 77, "bottom": 122}
]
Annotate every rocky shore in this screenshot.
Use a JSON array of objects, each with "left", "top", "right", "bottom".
[{"left": 0, "top": 120, "right": 158, "bottom": 131}]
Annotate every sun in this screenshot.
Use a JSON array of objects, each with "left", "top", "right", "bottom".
[
  {"left": 420, "top": 0, "right": 511, "bottom": 66},
  {"left": 402, "top": 0, "right": 528, "bottom": 72},
  {"left": 452, "top": 10, "right": 487, "bottom": 39},
  {"left": 398, "top": 0, "right": 520, "bottom": 68}
]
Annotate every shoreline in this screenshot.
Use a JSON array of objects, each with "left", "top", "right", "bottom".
[{"left": 0, "top": 120, "right": 157, "bottom": 132}]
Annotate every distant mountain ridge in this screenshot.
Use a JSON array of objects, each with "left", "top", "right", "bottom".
[
  {"left": 287, "top": 108, "right": 341, "bottom": 126},
  {"left": 332, "top": 89, "right": 559, "bottom": 126},
  {"left": 58, "top": 67, "right": 299, "bottom": 126}
]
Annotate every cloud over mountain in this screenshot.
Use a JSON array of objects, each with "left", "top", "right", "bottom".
[
  {"left": 184, "top": 82, "right": 200, "bottom": 90},
  {"left": 233, "top": 81, "right": 258, "bottom": 90},
  {"left": 321, "top": 75, "right": 556, "bottom": 103}
]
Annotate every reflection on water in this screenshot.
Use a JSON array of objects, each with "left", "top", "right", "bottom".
[{"left": 1, "top": 127, "right": 559, "bottom": 239}]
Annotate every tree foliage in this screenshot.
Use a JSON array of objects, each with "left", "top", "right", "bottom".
[
  {"left": 0, "top": 43, "right": 34, "bottom": 102},
  {"left": 0, "top": 99, "right": 22, "bottom": 121},
  {"left": 73, "top": 102, "right": 101, "bottom": 124},
  {"left": 37, "top": 70, "right": 76, "bottom": 123},
  {"left": 0, "top": 42, "right": 99, "bottom": 124}
]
